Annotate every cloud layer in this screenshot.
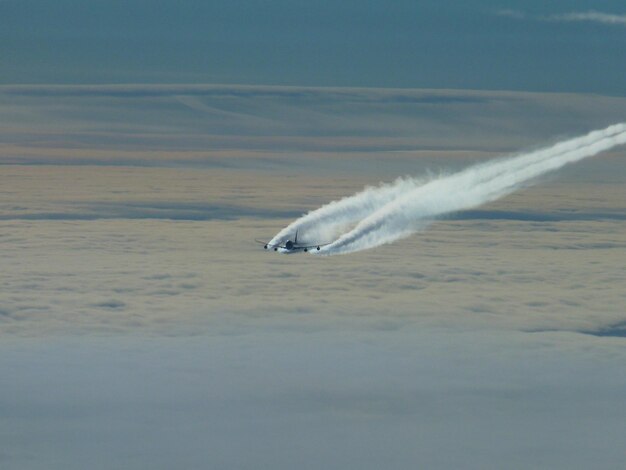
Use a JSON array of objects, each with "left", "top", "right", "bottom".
[
  {"left": 1, "top": 164, "right": 625, "bottom": 338},
  {"left": 2, "top": 330, "right": 626, "bottom": 470},
  {"left": 2, "top": 84, "right": 626, "bottom": 172},
  {"left": 2, "top": 84, "right": 625, "bottom": 469}
]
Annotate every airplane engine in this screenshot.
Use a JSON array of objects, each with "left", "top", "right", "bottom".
[{"left": 285, "top": 240, "right": 294, "bottom": 250}]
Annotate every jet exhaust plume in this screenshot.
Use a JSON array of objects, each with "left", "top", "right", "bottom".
[{"left": 269, "top": 123, "right": 626, "bottom": 255}]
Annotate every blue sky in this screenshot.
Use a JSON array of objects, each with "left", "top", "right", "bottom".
[{"left": 2, "top": 0, "right": 626, "bottom": 94}]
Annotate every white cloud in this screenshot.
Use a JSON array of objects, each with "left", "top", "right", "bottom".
[
  {"left": 548, "top": 11, "right": 626, "bottom": 26},
  {"left": 497, "top": 9, "right": 626, "bottom": 27}
]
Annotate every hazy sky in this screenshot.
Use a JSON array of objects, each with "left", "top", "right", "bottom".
[{"left": 2, "top": 0, "right": 626, "bottom": 94}]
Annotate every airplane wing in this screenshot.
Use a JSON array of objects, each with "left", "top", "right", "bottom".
[
  {"left": 295, "top": 243, "right": 332, "bottom": 249},
  {"left": 255, "top": 239, "right": 286, "bottom": 249}
]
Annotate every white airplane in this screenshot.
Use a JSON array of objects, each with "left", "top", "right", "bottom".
[{"left": 256, "top": 231, "right": 329, "bottom": 253}]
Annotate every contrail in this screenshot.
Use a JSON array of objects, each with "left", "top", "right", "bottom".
[
  {"left": 267, "top": 176, "right": 427, "bottom": 247},
  {"left": 270, "top": 123, "right": 626, "bottom": 255}
]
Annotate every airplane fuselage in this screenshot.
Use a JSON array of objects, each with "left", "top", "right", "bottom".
[
  {"left": 263, "top": 239, "right": 321, "bottom": 253},
  {"left": 258, "top": 231, "right": 326, "bottom": 253}
]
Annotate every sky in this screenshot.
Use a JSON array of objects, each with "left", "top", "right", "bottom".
[
  {"left": 1, "top": 0, "right": 626, "bottom": 94},
  {"left": 1, "top": 2, "right": 626, "bottom": 469}
]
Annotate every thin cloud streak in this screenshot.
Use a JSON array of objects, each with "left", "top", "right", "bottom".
[
  {"left": 548, "top": 11, "right": 626, "bottom": 26},
  {"left": 497, "top": 9, "right": 626, "bottom": 27},
  {"left": 495, "top": 9, "right": 526, "bottom": 20}
]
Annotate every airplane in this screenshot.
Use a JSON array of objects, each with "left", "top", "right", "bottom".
[{"left": 256, "top": 230, "right": 329, "bottom": 253}]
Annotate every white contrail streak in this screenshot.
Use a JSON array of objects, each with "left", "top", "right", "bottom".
[
  {"left": 271, "top": 123, "right": 626, "bottom": 255},
  {"left": 268, "top": 177, "right": 427, "bottom": 247}
]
